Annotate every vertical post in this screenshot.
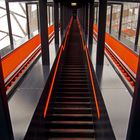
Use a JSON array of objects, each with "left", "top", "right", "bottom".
[
  {"left": 126, "top": 53, "right": 140, "bottom": 140},
  {"left": 0, "top": 56, "right": 14, "bottom": 140},
  {"left": 96, "top": 0, "right": 107, "bottom": 66},
  {"left": 60, "top": 3, "right": 64, "bottom": 40},
  {"left": 134, "top": 5, "right": 140, "bottom": 52},
  {"left": 118, "top": 4, "right": 123, "bottom": 40},
  {"left": 54, "top": 2, "right": 59, "bottom": 47},
  {"left": 5, "top": 1, "right": 14, "bottom": 50},
  {"left": 26, "top": 3, "right": 30, "bottom": 39},
  {"left": 88, "top": 1, "right": 94, "bottom": 49},
  {"left": 39, "top": 0, "right": 50, "bottom": 65},
  {"left": 109, "top": 5, "right": 113, "bottom": 34}
]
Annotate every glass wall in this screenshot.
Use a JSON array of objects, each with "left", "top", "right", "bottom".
[
  {"left": 27, "top": 4, "right": 39, "bottom": 38},
  {"left": 111, "top": 5, "right": 121, "bottom": 39},
  {"left": 121, "top": 3, "right": 139, "bottom": 51},
  {"left": 0, "top": 1, "right": 10, "bottom": 52},
  {"left": 9, "top": 2, "right": 28, "bottom": 48},
  {"left": 106, "top": 6, "right": 111, "bottom": 32},
  {"left": 94, "top": 7, "right": 98, "bottom": 24}
]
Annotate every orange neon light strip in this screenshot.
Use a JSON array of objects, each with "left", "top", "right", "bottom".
[
  {"left": 43, "top": 46, "right": 63, "bottom": 118},
  {"left": 43, "top": 18, "right": 73, "bottom": 118},
  {"left": 77, "top": 17, "right": 100, "bottom": 119}
]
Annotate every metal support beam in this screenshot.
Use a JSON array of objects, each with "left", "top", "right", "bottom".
[
  {"left": 39, "top": 0, "right": 50, "bottom": 65},
  {"left": 26, "top": 3, "right": 30, "bottom": 39},
  {"left": 0, "top": 56, "right": 14, "bottom": 140},
  {"left": 5, "top": 1, "right": 14, "bottom": 50},
  {"left": 96, "top": 0, "right": 107, "bottom": 66},
  {"left": 109, "top": 5, "right": 113, "bottom": 33},
  {"left": 88, "top": 1, "right": 94, "bottom": 49},
  {"left": 118, "top": 4, "right": 123, "bottom": 40},
  {"left": 54, "top": 2, "right": 59, "bottom": 47},
  {"left": 126, "top": 53, "right": 140, "bottom": 140},
  {"left": 134, "top": 5, "right": 140, "bottom": 52}
]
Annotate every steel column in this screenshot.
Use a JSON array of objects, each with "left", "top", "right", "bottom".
[
  {"left": 25, "top": 3, "right": 30, "bottom": 39},
  {"left": 88, "top": 1, "right": 94, "bottom": 48},
  {"left": 54, "top": 2, "right": 59, "bottom": 47},
  {"left": 96, "top": 0, "right": 107, "bottom": 66},
  {"left": 134, "top": 4, "right": 140, "bottom": 52},
  {"left": 109, "top": 5, "right": 113, "bottom": 34},
  {"left": 118, "top": 4, "right": 123, "bottom": 40},
  {"left": 0, "top": 56, "right": 14, "bottom": 140},
  {"left": 126, "top": 53, "right": 140, "bottom": 140},
  {"left": 39, "top": 0, "right": 50, "bottom": 65},
  {"left": 5, "top": 1, "right": 14, "bottom": 50}
]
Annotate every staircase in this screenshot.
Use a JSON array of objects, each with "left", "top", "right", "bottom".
[{"left": 24, "top": 20, "right": 97, "bottom": 140}]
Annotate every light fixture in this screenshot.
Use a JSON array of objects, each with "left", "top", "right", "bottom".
[{"left": 71, "top": 3, "right": 77, "bottom": 6}]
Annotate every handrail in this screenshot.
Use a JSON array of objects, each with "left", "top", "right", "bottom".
[
  {"left": 43, "top": 17, "right": 73, "bottom": 118},
  {"left": 77, "top": 17, "right": 101, "bottom": 120}
]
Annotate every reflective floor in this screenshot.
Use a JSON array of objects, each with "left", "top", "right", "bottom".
[
  {"left": 91, "top": 39, "right": 132, "bottom": 140},
  {"left": 8, "top": 38, "right": 59, "bottom": 140}
]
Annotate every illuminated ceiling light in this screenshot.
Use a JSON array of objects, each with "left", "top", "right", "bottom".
[{"left": 71, "top": 3, "right": 77, "bottom": 6}]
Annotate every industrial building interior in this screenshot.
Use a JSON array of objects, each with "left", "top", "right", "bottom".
[{"left": 0, "top": 0, "right": 140, "bottom": 140}]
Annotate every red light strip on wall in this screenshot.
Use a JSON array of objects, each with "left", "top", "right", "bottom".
[
  {"left": 77, "top": 17, "right": 101, "bottom": 119},
  {"left": 43, "top": 17, "right": 73, "bottom": 118}
]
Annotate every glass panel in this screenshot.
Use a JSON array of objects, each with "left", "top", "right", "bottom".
[
  {"left": 106, "top": 6, "right": 111, "bottom": 32},
  {"left": 0, "top": 36, "right": 10, "bottom": 50},
  {"left": 0, "top": 8, "right": 6, "bottom": 17},
  {"left": 0, "top": 1, "right": 10, "bottom": 52},
  {"left": 9, "top": 2, "right": 28, "bottom": 48},
  {"left": 47, "top": 6, "right": 50, "bottom": 26},
  {"left": 111, "top": 5, "right": 121, "bottom": 39},
  {"left": 28, "top": 4, "right": 38, "bottom": 37},
  {"left": 10, "top": 13, "right": 25, "bottom": 37},
  {"left": 121, "top": 3, "right": 139, "bottom": 51},
  {"left": 138, "top": 33, "right": 140, "bottom": 51},
  {"left": 0, "top": 32, "right": 7, "bottom": 40},
  {"left": 50, "top": 6, "right": 53, "bottom": 25},
  {"left": 94, "top": 7, "right": 97, "bottom": 24},
  {"left": 0, "top": 1, "right": 6, "bottom": 8},
  {"left": 9, "top": 2, "right": 26, "bottom": 16}
]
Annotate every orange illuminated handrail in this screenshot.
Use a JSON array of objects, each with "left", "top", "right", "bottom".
[
  {"left": 77, "top": 17, "right": 101, "bottom": 119},
  {"left": 43, "top": 17, "right": 73, "bottom": 118}
]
